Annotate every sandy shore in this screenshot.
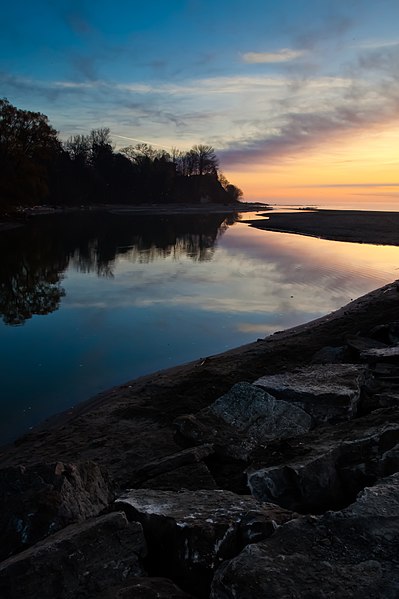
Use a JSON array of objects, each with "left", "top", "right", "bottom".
[{"left": 245, "top": 209, "right": 399, "bottom": 245}]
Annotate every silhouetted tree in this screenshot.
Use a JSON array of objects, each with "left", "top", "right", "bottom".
[
  {"left": 0, "top": 99, "right": 60, "bottom": 208},
  {"left": 188, "top": 144, "right": 219, "bottom": 176},
  {"left": 0, "top": 99, "right": 243, "bottom": 211}
]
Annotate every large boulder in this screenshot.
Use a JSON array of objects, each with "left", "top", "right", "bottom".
[
  {"left": 0, "top": 512, "right": 146, "bottom": 599},
  {"left": 114, "top": 488, "right": 295, "bottom": 597},
  {"left": 0, "top": 461, "right": 113, "bottom": 560},
  {"left": 175, "top": 382, "right": 312, "bottom": 460},
  {"left": 246, "top": 407, "right": 399, "bottom": 512},
  {"left": 254, "top": 364, "right": 368, "bottom": 423},
  {"left": 211, "top": 474, "right": 399, "bottom": 599}
]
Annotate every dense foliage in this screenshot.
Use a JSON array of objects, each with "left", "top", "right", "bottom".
[{"left": 0, "top": 99, "right": 243, "bottom": 213}]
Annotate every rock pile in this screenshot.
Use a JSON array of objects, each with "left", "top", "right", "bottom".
[{"left": 2, "top": 310, "right": 399, "bottom": 597}]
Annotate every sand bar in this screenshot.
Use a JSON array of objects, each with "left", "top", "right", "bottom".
[{"left": 245, "top": 209, "right": 399, "bottom": 245}]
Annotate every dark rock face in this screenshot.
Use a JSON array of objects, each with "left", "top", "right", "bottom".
[
  {"left": 98, "top": 577, "right": 194, "bottom": 598},
  {"left": 0, "top": 461, "right": 113, "bottom": 560},
  {"left": 142, "top": 462, "right": 217, "bottom": 491},
  {"left": 175, "top": 382, "right": 312, "bottom": 460},
  {"left": 0, "top": 512, "right": 147, "bottom": 599},
  {"left": 254, "top": 364, "right": 367, "bottom": 424},
  {"left": 310, "top": 345, "right": 348, "bottom": 364},
  {"left": 127, "top": 444, "right": 216, "bottom": 490},
  {"left": 246, "top": 408, "right": 399, "bottom": 512},
  {"left": 114, "top": 488, "right": 295, "bottom": 597},
  {"left": 210, "top": 473, "right": 399, "bottom": 599}
]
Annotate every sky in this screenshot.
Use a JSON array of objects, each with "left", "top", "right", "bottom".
[{"left": 1, "top": 0, "right": 399, "bottom": 205}]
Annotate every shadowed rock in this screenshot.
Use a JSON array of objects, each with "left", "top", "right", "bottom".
[
  {"left": 246, "top": 407, "right": 399, "bottom": 512},
  {"left": 141, "top": 462, "right": 217, "bottom": 491},
  {"left": 127, "top": 444, "right": 215, "bottom": 489},
  {"left": 254, "top": 364, "right": 368, "bottom": 424},
  {"left": 0, "top": 461, "right": 113, "bottom": 560},
  {"left": 98, "top": 577, "right": 194, "bottom": 598},
  {"left": 175, "top": 382, "right": 312, "bottom": 460},
  {"left": 0, "top": 512, "right": 146, "bottom": 599},
  {"left": 114, "top": 488, "right": 295, "bottom": 597},
  {"left": 210, "top": 473, "right": 399, "bottom": 599}
]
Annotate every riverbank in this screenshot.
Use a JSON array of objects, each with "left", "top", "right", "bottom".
[
  {"left": 1, "top": 280, "right": 399, "bottom": 597},
  {"left": 245, "top": 208, "right": 399, "bottom": 245},
  {"left": 1, "top": 279, "right": 398, "bottom": 478}
]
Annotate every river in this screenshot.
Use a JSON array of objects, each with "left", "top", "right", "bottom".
[{"left": 1, "top": 209, "right": 399, "bottom": 443}]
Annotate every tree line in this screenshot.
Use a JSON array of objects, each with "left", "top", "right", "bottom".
[{"left": 0, "top": 98, "right": 243, "bottom": 213}]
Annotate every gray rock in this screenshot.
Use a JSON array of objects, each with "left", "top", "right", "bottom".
[
  {"left": 175, "top": 383, "right": 312, "bottom": 460},
  {"left": 311, "top": 345, "right": 347, "bottom": 364},
  {"left": 246, "top": 408, "right": 399, "bottom": 512},
  {"left": 210, "top": 382, "right": 312, "bottom": 438},
  {"left": 0, "top": 512, "right": 147, "bottom": 599},
  {"left": 254, "top": 364, "right": 367, "bottom": 423},
  {"left": 361, "top": 346, "right": 399, "bottom": 363},
  {"left": 114, "top": 488, "right": 295, "bottom": 597},
  {"left": 0, "top": 461, "right": 113, "bottom": 560},
  {"left": 211, "top": 474, "right": 399, "bottom": 599}
]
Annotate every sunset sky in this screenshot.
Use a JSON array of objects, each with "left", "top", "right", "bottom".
[{"left": 1, "top": 0, "right": 399, "bottom": 205}]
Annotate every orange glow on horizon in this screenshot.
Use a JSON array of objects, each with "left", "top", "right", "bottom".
[{"left": 223, "top": 123, "right": 399, "bottom": 207}]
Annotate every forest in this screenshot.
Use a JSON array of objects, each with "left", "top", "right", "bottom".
[{"left": 0, "top": 99, "right": 243, "bottom": 214}]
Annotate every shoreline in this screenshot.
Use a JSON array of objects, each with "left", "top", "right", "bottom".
[
  {"left": 1, "top": 279, "right": 398, "bottom": 483},
  {"left": 0, "top": 201, "right": 271, "bottom": 229},
  {"left": 245, "top": 208, "right": 399, "bottom": 246}
]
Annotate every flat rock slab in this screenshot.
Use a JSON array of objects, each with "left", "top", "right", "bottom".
[
  {"left": 345, "top": 335, "right": 388, "bottom": 354},
  {"left": 246, "top": 407, "right": 399, "bottom": 512},
  {"left": 175, "top": 382, "right": 312, "bottom": 460},
  {"left": 211, "top": 473, "right": 399, "bottom": 599},
  {"left": 127, "top": 444, "right": 215, "bottom": 489},
  {"left": 114, "top": 488, "right": 295, "bottom": 597},
  {"left": 0, "top": 512, "right": 146, "bottom": 599},
  {"left": 361, "top": 346, "right": 399, "bottom": 363},
  {"left": 254, "top": 364, "right": 367, "bottom": 423},
  {"left": 0, "top": 461, "right": 113, "bottom": 560}
]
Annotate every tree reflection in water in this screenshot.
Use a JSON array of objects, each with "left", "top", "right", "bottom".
[{"left": 0, "top": 211, "right": 239, "bottom": 325}]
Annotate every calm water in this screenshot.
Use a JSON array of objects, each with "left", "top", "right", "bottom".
[{"left": 1, "top": 210, "right": 399, "bottom": 444}]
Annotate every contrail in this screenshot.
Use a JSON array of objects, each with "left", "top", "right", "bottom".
[
  {"left": 112, "top": 134, "right": 170, "bottom": 149},
  {"left": 113, "top": 134, "right": 191, "bottom": 151}
]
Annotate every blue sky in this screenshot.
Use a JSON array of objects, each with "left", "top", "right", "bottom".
[{"left": 2, "top": 0, "right": 399, "bottom": 201}]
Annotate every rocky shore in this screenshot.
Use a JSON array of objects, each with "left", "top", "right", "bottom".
[{"left": 1, "top": 280, "right": 399, "bottom": 597}]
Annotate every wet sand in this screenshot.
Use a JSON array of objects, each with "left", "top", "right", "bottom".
[{"left": 245, "top": 209, "right": 399, "bottom": 245}]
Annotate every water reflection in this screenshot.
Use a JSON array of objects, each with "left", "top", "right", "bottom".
[
  {"left": 2, "top": 211, "right": 399, "bottom": 444},
  {"left": 0, "top": 212, "right": 236, "bottom": 325}
]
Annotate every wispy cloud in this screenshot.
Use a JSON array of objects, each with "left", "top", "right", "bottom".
[
  {"left": 218, "top": 41, "right": 399, "bottom": 167},
  {"left": 294, "top": 183, "right": 399, "bottom": 189},
  {"left": 242, "top": 49, "right": 305, "bottom": 64}
]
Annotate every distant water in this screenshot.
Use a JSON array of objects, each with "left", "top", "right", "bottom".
[{"left": 1, "top": 210, "right": 399, "bottom": 444}]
